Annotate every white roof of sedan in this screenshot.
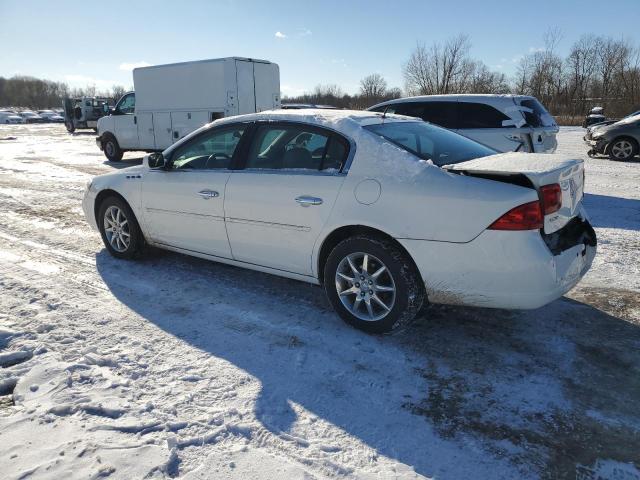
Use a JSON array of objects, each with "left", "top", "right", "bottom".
[{"left": 214, "top": 108, "right": 414, "bottom": 128}]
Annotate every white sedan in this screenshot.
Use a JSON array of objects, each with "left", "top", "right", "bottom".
[{"left": 83, "top": 110, "right": 596, "bottom": 332}]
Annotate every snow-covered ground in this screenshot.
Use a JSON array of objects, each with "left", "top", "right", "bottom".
[{"left": 0, "top": 124, "right": 639, "bottom": 479}]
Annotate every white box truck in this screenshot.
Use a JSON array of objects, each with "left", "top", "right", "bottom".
[{"left": 96, "top": 57, "right": 280, "bottom": 161}]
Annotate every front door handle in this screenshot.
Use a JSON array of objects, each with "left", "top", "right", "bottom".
[
  {"left": 197, "top": 190, "right": 219, "bottom": 199},
  {"left": 295, "top": 195, "right": 323, "bottom": 206}
]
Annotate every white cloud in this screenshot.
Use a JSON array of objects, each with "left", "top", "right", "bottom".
[
  {"left": 528, "top": 46, "right": 545, "bottom": 53},
  {"left": 63, "top": 74, "right": 118, "bottom": 89},
  {"left": 275, "top": 31, "right": 287, "bottom": 39},
  {"left": 297, "top": 28, "right": 312, "bottom": 37},
  {"left": 331, "top": 58, "right": 348, "bottom": 68},
  {"left": 119, "top": 61, "right": 151, "bottom": 71},
  {"left": 281, "top": 84, "right": 306, "bottom": 96}
]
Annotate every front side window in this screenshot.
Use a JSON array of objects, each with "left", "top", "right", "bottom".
[
  {"left": 457, "top": 102, "right": 509, "bottom": 129},
  {"left": 364, "top": 121, "right": 495, "bottom": 166},
  {"left": 116, "top": 93, "right": 135, "bottom": 114},
  {"left": 171, "top": 127, "right": 244, "bottom": 170},
  {"left": 245, "top": 124, "right": 348, "bottom": 172}
]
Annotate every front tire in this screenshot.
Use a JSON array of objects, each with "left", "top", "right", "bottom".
[
  {"left": 98, "top": 196, "right": 143, "bottom": 259},
  {"left": 608, "top": 138, "right": 638, "bottom": 161},
  {"left": 103, "top": 135, "right": 123, "bottom": 162},
  {"left": 324, "top": 235, "right": 425, "bottom": 333}
]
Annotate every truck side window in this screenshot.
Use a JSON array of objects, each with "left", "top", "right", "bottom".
[
  {"left": 116, "top": 93, "right": 135, "bottom": 115},
  {"left": 171, "top": 127, "right": 245, "bottom": 170}
]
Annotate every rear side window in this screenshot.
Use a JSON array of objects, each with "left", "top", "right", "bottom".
[
  {"left": 458, "top": 102, "right": 509, "bottom": 129},
  {"left": 245, "top": 124, "right": 349, "bottom": 172},
  {"left": 420, "top": 102, "right": 458, "bottom": 129}
]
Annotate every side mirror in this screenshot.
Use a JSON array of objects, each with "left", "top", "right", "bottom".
[{"left": 148, "top": 152, "right": 166, "bottom": 169}]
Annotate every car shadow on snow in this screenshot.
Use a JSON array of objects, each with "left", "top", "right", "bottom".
[
  {"left": 95, "top": 249, "right": 640, "bottom": 479},
  {"left": 582, "top": 193, "right": 640, "bottom": 230}
]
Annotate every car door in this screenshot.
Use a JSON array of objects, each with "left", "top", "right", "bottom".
[
  {"left": 224, "top": 122, "right": 350, "bottom": 276},
  {"left": 140, "top": 123, "right": 248, "bottom": 258},
  {"left": 113, "top": 92, "right": 139, "bottom": 149}
]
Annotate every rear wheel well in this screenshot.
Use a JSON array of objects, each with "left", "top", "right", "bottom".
[{"left": 317, "top": 225, "right": 420, "bottom": 284}]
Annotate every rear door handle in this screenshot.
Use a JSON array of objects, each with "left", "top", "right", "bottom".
[
  {"left": 295, "top": 196, "right": 323, "bottom": 206},
  {"left": 197, "top": 190, "right": 219, "bottom": 199}
]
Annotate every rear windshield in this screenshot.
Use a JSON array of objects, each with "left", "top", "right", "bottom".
[
  {"left": 364, "top": 121, "right": 495, "bottom": 166},
  {"left": 520, "top": 98, "right": 556, "bottom": 128}
]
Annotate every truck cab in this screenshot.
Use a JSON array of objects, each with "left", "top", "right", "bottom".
[{"left": 96, "top": 57, "right": 280, "bottom": 161}]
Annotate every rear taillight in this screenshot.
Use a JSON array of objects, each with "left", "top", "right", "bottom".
[
  {"left": 488, "top": 201, "right": 543, "bottom": 231},
  {"left": 540, "top": 183, "right": 562, "bottom": 215}
]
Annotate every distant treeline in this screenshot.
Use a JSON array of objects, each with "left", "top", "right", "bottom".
[
  {"left": 284, "top": 31, "right": 640, "bottom": 124},
  {"left": 0, "top": 76, "right": 126, "bottom": 109}
]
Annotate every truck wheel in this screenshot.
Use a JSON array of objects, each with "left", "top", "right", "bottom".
[
  {"left": 65, "top": 121, "right": 75, "bottom": 133},
  {"left": 98, "top": 196, "right": 143, "bottom": 259},
  {"left": 103, "top": 135, "right": 123, "bottom": 162},
  {"left": 323, "top": 235, "right": 425, "bottom": 333}
]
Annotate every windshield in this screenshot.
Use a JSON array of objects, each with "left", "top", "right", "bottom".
[
  {"left": 364, "top": 121, "right": 495, "bottom": 166},
  {"left": 520, "top": 98, "right": 556, "bottom": 128}
]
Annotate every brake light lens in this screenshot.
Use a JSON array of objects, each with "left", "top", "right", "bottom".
[
  {"left": 488, "top": 201, "right": 543, "bottom": 230},
  {"left": 540, "top": 183, "right": 562, "bottom": 215}
]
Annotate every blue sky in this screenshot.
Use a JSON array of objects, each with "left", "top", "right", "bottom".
[{"left": 1, "top": 0, "right": 639, "bottom": 95}]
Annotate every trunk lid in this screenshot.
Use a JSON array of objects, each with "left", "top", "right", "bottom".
[{"left": 445, "top": 152, "right": 585, "bottom": 234}]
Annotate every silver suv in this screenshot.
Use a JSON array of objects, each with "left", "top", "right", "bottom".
[{"left": 368, "top": 94, "right": 558, "bottom": 153}]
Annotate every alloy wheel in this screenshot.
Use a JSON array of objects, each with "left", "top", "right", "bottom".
[
  {"left": 611, "top": 140, "right": 633, "bottom": 159},
  {"left": 335, "top": 252, "right": 396, "bottom": 321},
  {"left": 103, "top": 206, "right": 130, "bottom": 252}
]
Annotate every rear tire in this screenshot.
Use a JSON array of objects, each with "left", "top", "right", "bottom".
[
  {"left": 97, "top": 196, "right": 143, "bottom": 259},
  {"left": 323, "top": 235, "right": 425, "bottom": 333},
  {"left": 608, "top": 137, "right": 638, "bottom": 161},
  {"left": 103, "top": 134, "right": 123, "bottom": 162}
]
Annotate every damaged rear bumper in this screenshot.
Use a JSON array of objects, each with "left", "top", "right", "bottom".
[{"left": 399, "top": 216, "right": 597, "bottom": 310}]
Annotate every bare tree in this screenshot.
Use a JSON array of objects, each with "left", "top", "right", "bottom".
[
  {"left": 359, "top": 73, "right": 388, "bottom": 99},
  {"left": 403, "top": 35, "right": 503, "bottom": 95},
  {"left": 111, "top": 85, "right": 127, "bottom": 103}
]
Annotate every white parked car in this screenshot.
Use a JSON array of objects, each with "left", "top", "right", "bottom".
[
  {"left": 0, "top": 111, "right": 23, "bottom": 124},
  {"left": 83, "top": 110, "right": 596, "bottom": 332},
  {"left": 38, "top": 110, "right": 65, "bottom": 122},
  {"left": 368, "top": 94, "right": 559, "bottom": 154},
  {"left": 18, "top": 111, "right": 44, "bottom": 123}
]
